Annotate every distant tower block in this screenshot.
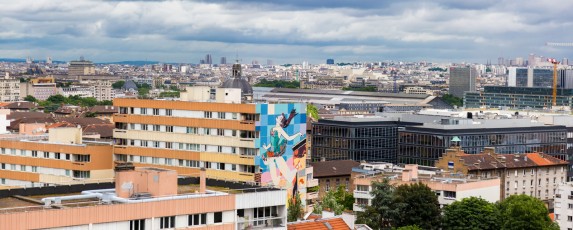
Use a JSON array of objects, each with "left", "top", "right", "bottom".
[
  {"left": 220, "top": 57, "right": 227, "bottom": 65},
  {"left": 46, "top": 57, "right": 52, "bottom": 65},
  {"left": 326, "top": 59, "right": 334, "bottom": 65}
]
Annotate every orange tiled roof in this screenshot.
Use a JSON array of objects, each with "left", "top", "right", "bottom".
[
  {"left": 526, "top": 153, "right": 568, "bottom": 166},
  {"left": 549, "top": 213, "right": 555, "bottom": 221},
  {"left": 288, "top": 217, "right": 350, "bottom": 230}
]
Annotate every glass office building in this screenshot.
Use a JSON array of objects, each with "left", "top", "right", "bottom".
[
  {"left": 311, "top": 118, "right": 418, "bottom": 163},
  {"left": 465, "top": 86, "right": 573, "bottom": 109},
  {"left": 398, "top": 123, "right": 568, "bottom": 167}
]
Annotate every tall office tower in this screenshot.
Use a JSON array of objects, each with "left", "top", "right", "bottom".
[
  {"left": 220, "top": 57, "right": 227, "bottom": 65},
  {"left": 506, "top": 67, "right": 552, "bottom": 87},
  {"left": 528, "top": 53, "right": 536, "bottom": 67},
  {"left": 26, "top": 56, "right": 32, "bottom": 64},
  {"left": 251, "top": 60, "right": 259, "bottom": 65},
  {"left": 563, "top": 58, "right": 569, "bottom": 66},
  {"left": 449, "top": 66, "right": 477, "bottom": 98},
  {"left": 204, "top": 54, "right": 212, "bottom": 65},
  {"left": 515, "top": 57, "right": 524, "bottom": 66},
  {"left": 267, "top": 59, "right": 273, "bottom": 66},
  {"left": 46, "top": 56, "right": 52, "bottom": 65},
  {"left": 498, "top": 57, "right": 504, "bottom": 66},
  {"left": 326, "top": 59, "right": 334, "bottom": 65}
]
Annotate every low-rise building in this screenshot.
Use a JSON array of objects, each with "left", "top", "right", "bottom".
[
  {"left": 309, "top": 160, "right": 360, "bottom": 199},
  {"left": 436, "top": 147, "right": 568, "bottom": 202},
  {"left": 352, "top": 164, "right": 500, "bottom": 212},
  {"left": 0, "top": 166, "right": 287, "bottom": 230},
  {"left": 0, "top": 126, "right": 114, "bottom": 187},
  {"left": 20, "top": 76, "right": 57, "bottom": 101}
]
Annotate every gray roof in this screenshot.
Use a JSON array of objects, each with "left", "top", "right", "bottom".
[{"left": 221, "top": 77, "right": 253, "bottom": 94}]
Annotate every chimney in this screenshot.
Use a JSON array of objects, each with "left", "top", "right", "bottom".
[
  {"left": 199, "top": 167, "right": 206, "bottom": 194},
  {"left": 402, "top": 169, "right": 411, "bottom": 182}
]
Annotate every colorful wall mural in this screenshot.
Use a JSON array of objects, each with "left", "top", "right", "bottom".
[{"left": 255, "top": 103, "right": 307, "bottom": 204}]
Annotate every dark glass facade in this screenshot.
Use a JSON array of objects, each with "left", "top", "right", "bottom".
[
  {"left": 465, "top": 86, "right": 573, "bottom": 109},
  {"left": 311, "top": 120, "right": 417, "bottom": 162},
  {"left": 398, "top": 126, "right": 568, "bottom": 167}
]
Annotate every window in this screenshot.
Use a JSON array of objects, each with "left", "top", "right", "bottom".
[
  {"left": 153, "top": 125, "right": 160, "bottom": 131},
  {"left": 166, "top": 126, "right": 173, "bottom": 132},
  {"left": 186, "top": 127, "right": 197, "bottom": 134},
  {"left": 153, "top": 108, "right": 159, "bottom": 115},
  {"left": 166, "top": 109, "right": 172, "bottom": 116},
  {"left": 165, "top": 158, "right": 173, "bottom": 165},
  {"left": 141, "top": 141, "right": 148, "bottom": 147},
  {"left": 568, "top": 216, "right": 573, "bottom": 222},
  {"left": 32, "top": 151, "right": 37, "bottom": 157},
  {"left": 569, "top": 203, "right": 573, "bottom": 209},
  {"left": 73, "top": 170, "right": 90, "bottom": 178},
  {"left": 214, "top": 212, "right": 223, "bottom": 223},
  {"left": 142, "top": 124, "right": 148, "bottom": 131},
  {"left": 217, "top": 129, "right": 224, "bottom": 136},
  {"left": 140, "top": 108, "right": 147, "bottom": 115},
  {"left": 326, "top": 179, "right": 330, "bottom": 192},
  {"left": 130, "top": 219, "right": 145, "bottom": 230},
  {"left": 65, "top": 170, "right": 70, "bottom": 176},
  {"left": 444, "top": 191, "right": 456, "bottom": 199},
  {"left": 153, "top": 141, "right": 160, "bottom": 148},
  {"left": 20, "top": 165, "right": 26, "bottom": 171},
  {"left": 10, "top": 149, "right": 15, "bottom": 155},
  {"left": 1, "top": 163, "right": 4, "bottom": 169},
  {"left": 0, "top": 148, "right": 4, "bottom": 154},
  {"left": 130, "top": 123, "right": 135, "bottom": 130},
  {"left": 152, "top": 157, "right": 159, "bottom": 164},
  {"left": 218, "top": 146, "right": 223, "bottom": 152},
  {"left": 188, "top": 213, "right": 207, "bottom": 226},
  {"left": 55, "top": 152, "right": 61, "bottom": 159},
  {"left": 166, "top": 142, "right": 172, "bottom": 149},
  {"left": 218, "top": 112, "right": 226, "bottom": 119},
  {"left": 32, "top": 166, "right": 37, "bottom": 172},
  {"left": 140, "top": 156, "right": 147, "bottom": 163},
  {"left": 204, "top": 111, "right": 212, "bottom": 118},
  {"left": 74, "top": 155, "right": 91, "bottom": 162},
  {"left": 66, "top": 154, "right": 70, "bottom": 160},
  {"left": 160, "top": 216, "right": 175, "bottom": 229}
]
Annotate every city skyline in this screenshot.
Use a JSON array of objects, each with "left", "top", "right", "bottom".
[{"left": 0, "top": 0, "right": 572, "bottom": 64}]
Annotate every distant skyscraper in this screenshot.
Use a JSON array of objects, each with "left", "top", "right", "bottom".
[
  {"left": 498, "top": 57, "right": 504, "bottom": 66},
  {"left": 252, "top": 60, "right": 259, "bottom": 65},
  {"left": 563, "top": 58, "right": 569, "bottom": 66},
  {"left": 515, "top": 57, "right": 524, "bottom": 66},
  {"left": 528, "top": 53, "right": 536, "bottom": 67},
  {"left": 220, "top": 57, "right": 227, "bottom": 65},
  {"left": 46, "top": 56, "right": 52, "bottom": 65},
  {"left": 326, "top": 58, "right": 334, "bottom": 65},
  {"left": 204, "top": 54, "right": 212, "bottom": 65},
  {"left": 449, "top": 66, "right": 478, "bottom": 98}
]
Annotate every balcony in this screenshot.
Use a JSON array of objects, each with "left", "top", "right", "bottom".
[
  {"left": 354, "top": 190, "right": 372, "bottom": 199},
  {"left": 307, "top": 192, "right": 319, "bottom": 200},
  {"left": 353, "top": 203, "right": 366, "bottom": 212},
  {"left": 306, "top": 179, "right": 319, "bottom": 188}
]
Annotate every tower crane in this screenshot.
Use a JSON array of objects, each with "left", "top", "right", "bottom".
[
  {"left": 547, "top": 58, "right": 560, "bottom": 107},
  {"left": 545, "top": 42, "right": 572, "bottom": 108}
]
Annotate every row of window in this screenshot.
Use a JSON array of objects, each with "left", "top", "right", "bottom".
[
  {"left": 117, "top": 123, "right": 259, "bottom": 139},
  {"left": 0, "top": 149, "right": 91, "bottom": 162},
  {"left": 115, "top": 154, "right": 257, "bottom": 174},
  {"left": 116, "top": 139, "right": 257, "bottom": 156},
  {"left": 506, "top": 178, "right": 564, "bottom": 189},
  {"left": 119, "top": 107, "right": 242, "bottom": 120},
  {"left": 0, "top": 163, "right": 90, "bottom": 178},
  {"left": 130, "top": 212, "right": 223, "bottom": 230}
]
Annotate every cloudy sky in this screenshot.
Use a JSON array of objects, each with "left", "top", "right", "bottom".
[{"left": 0, "top": 0, "right": 572, "bottom": 64}]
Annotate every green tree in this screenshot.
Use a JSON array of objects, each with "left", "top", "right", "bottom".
[
  {"left": 46, "top": 94, "right": 67, "bottom": 104},
  {"left": 441, "top": 94, "right": 463, "bottom": 107},
  {"left": 112, "top": 80, "right": 125, "bottom": 89},
  {"left": 84, "top": 112, "right": 97, "bottom": 117},
  {"left": 395, "top": 225, "right": 423, "bottom": 230},
  {"left": 392, "top": 183, "right": 441, "bottom": 230},
  {"left": 356, "top": 179, "right": 396, "bottom": 229},
  {"left": 287, "top": 194, "right": 303, "bottom": 222},
  {"left": 497, "top": 195, "right": 558, "bottom": 230},
  {"left": 97, "top": 100, "right": 113, "bottom": 106},
  {"left": 442, "top": 197, "right": 499, "bottom": 230},
  {"left": 306, "top": 104, "right": 319, "bottom": 121},
  {"left": 23, "top": 95, "right": 37, "bottom": 102},
  {"left": 333, "top": 185, "right": 354, "bottom": 211}
]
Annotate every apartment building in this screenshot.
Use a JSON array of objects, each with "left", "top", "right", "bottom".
[
  {"left": 113, "top": 85, "right": 307, "bottom": 204},
  {"left": 58, "top": 85, "right": 94, "bottom": 98},
  {"left": 20, "top": 76, "right": 57, "bottom": 100},
  {"left": 89, "top": 80, "right": 115, "bottom": 101},
  {"left": 0, "top": 166, "right": 287, "bottom": 230},
  {"left": 554, "top": 182, "right": 573, "bottom": 230},
  {"left": 436, "top": 147, "right": 568, "bottom": 201},
  {"left": 0, "top": 74, "right": 20, "bottom": 102},
  {"left": 0, "top": 126, "right": 113, "bottom": 188},
  {"left": 352, "top": 164, "right": 500, "bottom": 211}
]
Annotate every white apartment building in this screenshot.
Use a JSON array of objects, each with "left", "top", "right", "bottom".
[
  {"left": 89, "top": 80, "right": 115, "bottom": 101},
  {"left": 554, "top": 182, "right": 573, "bottom": 230},
  {"left": 0, "top": 74, "right": 20, "bottom": 102},
  {"left": 58, "top": 85, "right": 94, "bottom": 98}
]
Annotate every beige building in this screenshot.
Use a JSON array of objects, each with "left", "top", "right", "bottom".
[
  {"left": 436, "top": 147, "right": 568, "bottom": 202},
  {"left": 0, "top": 74, "right": 20, "bottom": 102},
  {"left": 353, "top": 164, "right": 500, "bottom": 211},
  {"left": 89, "top": 80, "right": 115, "bottom": 101},
  {"left": 68, "top": 59, "right": 95, "bottom": 76},
  {"left": 20, "top": 76, "right": 57, "bottom": 101},
  {"left": 0, "top": 126, "right": 114, "bottom": 188}
]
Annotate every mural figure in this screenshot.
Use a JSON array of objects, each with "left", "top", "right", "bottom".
[{"left": 261, "top": 109, "right": 304, "bottom": 187}]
